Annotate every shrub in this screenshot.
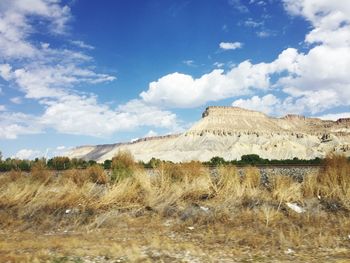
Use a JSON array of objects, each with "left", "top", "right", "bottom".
[
  {"left": 148, "top": 157, "right": 162, "bottom": 168},
  {"left": 242, "top": 166, "right": 260, "bottom": 189},
  {"left": 31, "top": 161, "right": 50, "bottom": 182},
  {"left": 61, "top": 169, "right": 91, "bottom": 186},
  {"left": 315, "top": 154, "right": 350, "bottom": 209},
  {"left": 111, "top": 150, "right": 138, "bottom": 182},
  {"left": 87, "top": 165, "right": 107, "bottom": 184},
  {"left": 9, "top": 170, "right": 22, "bottom": 181}
]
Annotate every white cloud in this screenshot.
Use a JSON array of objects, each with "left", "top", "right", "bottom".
[
  {"left": 12, "top": 148, "right": 41, "bottom": 159},
  {"left": 219, "top": 42, "right": 243, "bottom": 50},
  {"left": 56, "top": 145, "right": 66, "bottom": 150},
  {"left": 232, "top": 94, "right": 281, "bottom": 115},
  {"left": 256, "top": 31, "right": 271, "bottom": 38},
  {"left": 0, "top": 0, "right": 71, "bottom": 59},
  {"left": 244, "top": 18, "right": 264, "bottom": 28},
  {"left": 39, "top": 97, "right": 179, "bottom": 137},
  {"left": 10, "top": 97, "right": 22, "bottom": 104},
  {"left": 213, "top": 62, "right": 225, "bottom": 68},
  {"left": 4, "top": 63, "right": 115, "bottom": 99},
  {"left": 228, "top": 0, "right": 249, "bottom": 13},
  {"left": 0, "top": 64, "right": 12, "bottom": 81},
  {"left": 183, "top": 60, "right": 195, "bottom": 66},
  {"left": 0, "top": 105, "right": 6, "bottom": 111},
  {"left": 317, "top": 112, "right": 350, "bottom": 121},
  {"left": 0, "top": 112, "right": 42, "bottom": 139},
  {"left": 140, "top": 59, "right": 273, "bottom": 108},
  {"left": 70, "top": 40, "right": 95, "bottom": 50}
]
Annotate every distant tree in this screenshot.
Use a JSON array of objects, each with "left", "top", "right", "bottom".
[
  {"left": 209, "top": 156, "right": 226, "bottom": 166},
  {"left": 240, "top": 154, "right": 262, "bottom": 165},
  {"left": 18, "top": 160, "right": 31, "bottom": 172},
  {"left": 149, "top": 157, "right": 162, "bottom": 168},
  {"left": 103, "top": 159, "right": 112, "bottom": 169},
  {"left": 47, "top": 156, "right": 71, "bottom": 170},
  {"left": 88, "top": 160, "right": 97, "bottom": 166}
]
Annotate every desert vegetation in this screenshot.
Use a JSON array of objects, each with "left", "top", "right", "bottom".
[
  {"left": 0, "top": 151, "right": 330, "bottom": 173},
  {"left": 0, "top": 152, "right": 349, "bottom": 262}
]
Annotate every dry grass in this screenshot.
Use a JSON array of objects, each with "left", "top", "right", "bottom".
[{"left": 0, "top": 154, "right": 349, "bottom": 262}]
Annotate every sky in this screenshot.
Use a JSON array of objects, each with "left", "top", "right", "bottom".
[{"left": 0, "top": 0, "right": 350, "bottom": 159}]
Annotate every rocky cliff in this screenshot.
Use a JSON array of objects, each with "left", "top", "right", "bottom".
[{"left": 66, "top": 106, "right": 350, "bottom": 162}]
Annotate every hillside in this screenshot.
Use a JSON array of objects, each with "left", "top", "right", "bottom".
[{"left": 66, "top": 106, "right": 350, "bottom": 162}]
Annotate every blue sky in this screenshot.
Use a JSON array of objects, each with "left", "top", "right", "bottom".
[{"left": 0, "top": 0, "right": 349, "bottom": 159}]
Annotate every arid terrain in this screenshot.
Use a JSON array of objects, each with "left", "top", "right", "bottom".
[
  {"left": 67, "top": 107, "right": 350, "bottom": 163},
  {"left": 1, "top": 154, "right": 349, "bottom": 262}
]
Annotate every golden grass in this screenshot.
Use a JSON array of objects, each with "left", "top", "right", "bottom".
[{"left": 0, "top": 154, "right": 349, "bottom": 261}]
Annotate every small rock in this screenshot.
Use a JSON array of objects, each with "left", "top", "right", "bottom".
[
  {"left": 286, "top": 202, "right": 305, "bottom": 213},
  {"left": 187, "top": 226, "right": 195, "bottom": 230},
  {"left": 163, "top": 220, "right": 172, "bottom": 227},
  {"left": 284, "top": 248, "right": 295, "bottom": 255},
  {"left": 200, "top": 206, "right": 209, "bottom": 212},
  {"left": 65, "top": 209, "right": 71, "bottom": 214}
]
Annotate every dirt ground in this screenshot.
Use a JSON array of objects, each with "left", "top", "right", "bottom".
[{"left": 1, "top": 215, "right": 350, "bottom": 263}]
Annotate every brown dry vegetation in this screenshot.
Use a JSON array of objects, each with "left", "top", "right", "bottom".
[{"left": 0, "top": 154, "right": 349, "bottom": 262}]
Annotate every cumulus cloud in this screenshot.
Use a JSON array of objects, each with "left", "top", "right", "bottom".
[
  {"left": 140, "top": 59, "right": 274, "bottom": 108},
  {"left": 140, "top": 48, "right": 302, "bottom": 109},
  {"left": 232, "top": 94, "right": 281, "bottom": 115},
  {"left": 219, "top": 42, "right": 243, "bottom": 50},
  {"left": 39, "top": 97, "right": 179, "bottom": 137}
]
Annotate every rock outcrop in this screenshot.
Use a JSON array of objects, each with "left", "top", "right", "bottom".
[{"left": 66, "top": 106, "right": 350, "bottom": 162}]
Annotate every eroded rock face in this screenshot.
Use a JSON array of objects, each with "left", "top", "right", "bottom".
[{"left": 66, "top": 106, "right": 350, "bottom": 162}]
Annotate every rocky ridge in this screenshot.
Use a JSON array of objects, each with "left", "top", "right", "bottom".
[{"left": 66, "top": 106, "right": 350, "bottom": 162}]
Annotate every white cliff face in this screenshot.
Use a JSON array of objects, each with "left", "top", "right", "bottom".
[{"left": 66, "top": 106, "right": 350, "bottom": 162}]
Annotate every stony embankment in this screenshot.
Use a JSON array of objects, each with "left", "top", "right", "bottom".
[
  {"left": 237, "top": 166, "right": 321, "bottom": 182},
  {"left": 145, "top": 166, "right": 321, "bottom": 181}
]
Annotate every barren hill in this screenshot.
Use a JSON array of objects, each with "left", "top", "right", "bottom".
[{"left": 66, "top": 106, "right": 350, "bottom": 162}]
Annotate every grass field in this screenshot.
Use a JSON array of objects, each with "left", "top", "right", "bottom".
[{"left": 0, "top": 154, "right": 349, "bottom": 262}]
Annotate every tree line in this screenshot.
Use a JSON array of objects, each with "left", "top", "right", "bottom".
[{"left": 0, "top": 151, "right": 341, "bottom": 172}]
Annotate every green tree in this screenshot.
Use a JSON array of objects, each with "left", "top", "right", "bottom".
[
  {"left": 240, "top": 154, "right": 262, "bottom": 165},
  {"left": 103, "top": 159, "right": 112, "bottom": 169},
  {"left": 209, "top": 156, "right": 226, "bottom": 166},
  {"left": 47, "top": 156, "right": 71, "bottom": 170}
]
